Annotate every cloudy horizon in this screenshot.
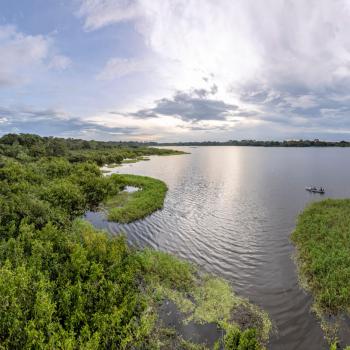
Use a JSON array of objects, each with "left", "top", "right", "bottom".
[{"left": 1, "top": 0, "right": 350, "bottom": 142}]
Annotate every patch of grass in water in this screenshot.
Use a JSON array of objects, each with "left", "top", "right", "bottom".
[
  {"left": 137, "top": 249, "right": 271, "bottom": 349},
  {"left": 191, "top": 276, "right": 239, "bottom": 324},
  {"left": 292, "top": 199, "right": 350, "bottom": 345},
  {"left": 105, "top": 174, "right": 167, "bottom": 223}
]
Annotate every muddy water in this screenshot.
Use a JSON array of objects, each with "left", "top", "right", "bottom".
[{"left": 87, "top": 146, "right": 350, "bottom": 349}]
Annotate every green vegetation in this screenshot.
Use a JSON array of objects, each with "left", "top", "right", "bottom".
[
  {"left": 106, "top": 174, "right": 168, "bottom": 223},
  {"left": 292, "top": 199, "right": 350, "bottom": 345},
  {"left": 138, "top": 249, "right": 271, "bottom": 349},
  {"left": 330, "top": 342, "right": 350, "bottom": 350},
  {"left": 0, "top": 133, "right": 185, "bottom": 165},
  {"left": 0, "top": 133, "right": 270, "bottom": 349}
]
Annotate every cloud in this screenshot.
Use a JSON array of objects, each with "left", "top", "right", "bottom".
[
  {"left": 97, "top": 57, "right": 149, "bottom": 80},
  {"left": 0, "top": 25, "right": 50, "bottom": 86},
  {"left": 131, "top": 88, "right": 238, "bottom": 121},
  {"left": 77, "top": 0, "right": 141, "bottom": 31},
  {"left": 0, "top": 25, "right": 72, "bottom": 86},
  {"left": 0, "top": 105, "right": 138, "bottom": 139},
  {"left": 48, "top": 55, "right": 72, "bottom": 70},
  {"left": 76, "top": 0, "right": 350, "bottom": 140}
]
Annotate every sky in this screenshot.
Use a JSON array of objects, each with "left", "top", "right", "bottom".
[{"left": 1, "top": 0, "right": 350, "bottom": 142}]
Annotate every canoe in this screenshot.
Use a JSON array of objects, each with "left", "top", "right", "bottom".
[{"left": 305, "top": 187, "right": 325, "bottom": 194}]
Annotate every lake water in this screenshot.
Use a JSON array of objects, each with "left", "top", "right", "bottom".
[{"left": 86, "top": 146, "right": 350, "bottom": 349}]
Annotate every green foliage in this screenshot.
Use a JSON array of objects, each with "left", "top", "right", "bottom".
[
  {"left": 107, "top": 174, "right": 168, "bottom": 223},
  {"left": 0, "top": 133, "right": 185, "bottom": 164},
  {"left": 0, "top": 221, "right": 154, "bottom": 349},
  {"left": 292, "top": 199, "right": 350, "bottom": 346},
  {"left": 192, "top": 277, "right": 239, "bottom": 323},
  {"left": 292, "top": 199, "right": 350, "bottom": 314},
  {"left": 224, "top": 327, "right": 260, "bottom": 350},
  {"left": 330, "top": 343, "right": 337, "bottom": 350},
  {"left": 43, "top": 180, "right": 87, "bottom": 218},
  {"left": 137, "top": 249, "right": 195, "bottom": 291}
]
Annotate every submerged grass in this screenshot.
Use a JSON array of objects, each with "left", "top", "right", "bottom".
[
  {"left": 137, "top": 249, "right": 272, "bottom": 349},
  {"left": 105, "top": 174, "right": 168, "bottom": 223},
  {"left": 292, "top": 199, "right": 350, "bottom": 345}
]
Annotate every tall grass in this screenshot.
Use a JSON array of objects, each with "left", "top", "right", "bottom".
[{"left": 292, "top": 199, "right": 350, "bottom": 315}]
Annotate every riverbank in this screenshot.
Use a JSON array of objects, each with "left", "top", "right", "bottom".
[{"left": 292, "top": 199, "right": 350, "bottom": 348}]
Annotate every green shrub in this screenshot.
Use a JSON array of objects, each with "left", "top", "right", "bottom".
[{"left": 224, "top": 327, "right": 260, "bottom": 350}]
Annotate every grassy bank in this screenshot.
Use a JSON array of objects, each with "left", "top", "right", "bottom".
[
  {"left": 105, "top": 174, "right": 168, "bottom": 223},
  {"left": 292, "top": 199, "right": 350, "bottom": 346}
]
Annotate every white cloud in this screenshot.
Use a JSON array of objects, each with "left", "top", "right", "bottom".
[
  {"left": 48, "top": 55, "right": 72, "bottom": 70},
  {"left": 97, "top": 57, "right": 150, "bottom": 80},
  {"left": 77, "top": 0, "right": 141, "bottom": 31},
  {"left": 0, "top": 25, "right": 72, "bottom": 87},
  {"left": 78, "top": 0, "right": 350, "bottom": 93},
  {"left": 74, "top": 0, "right": 350, "bottom": 140},
  {"left": 0, "top": 25, "right": 50, "bottom": 86}
]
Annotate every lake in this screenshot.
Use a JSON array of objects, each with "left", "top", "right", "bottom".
[{"left": 86, "top": 146, "right": 350, "bottom": 349}]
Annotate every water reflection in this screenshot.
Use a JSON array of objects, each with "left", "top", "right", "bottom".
[{"left": 87, "top": 146, "right": 350, "bottom": 349}]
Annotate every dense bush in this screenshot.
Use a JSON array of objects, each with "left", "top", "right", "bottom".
[
  {"left": 224, "top": 328, "right": 260, "bottom": 350},
  {"left": 0, "top": 133, "right": 184, "bottom": 164},
  {"left": 0, "top": 221, "right": 152, "bottom": 349}
]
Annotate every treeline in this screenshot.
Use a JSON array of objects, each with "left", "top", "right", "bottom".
[
  {"left": 0, "top": 133, "right": 182, "bottom": 165},
  {"left": 158, "top": 139, "right": 350, "bottom": 147}
]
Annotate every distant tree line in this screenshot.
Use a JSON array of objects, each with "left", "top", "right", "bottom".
[{"left": 157, "top": 139, "right": 350, "bottom": 147}]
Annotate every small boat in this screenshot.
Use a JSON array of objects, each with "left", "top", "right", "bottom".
[{"left": 305, "top": 186, "right": 325, "bottom": 194}]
